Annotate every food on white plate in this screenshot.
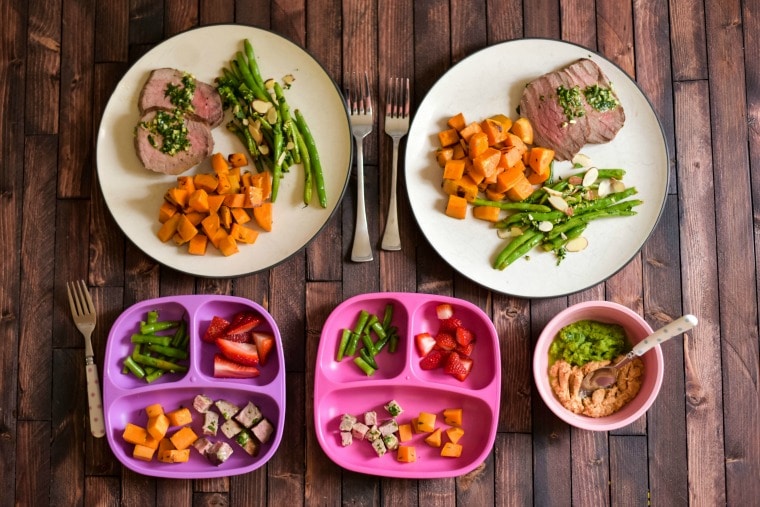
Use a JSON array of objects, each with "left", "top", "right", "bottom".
[
  {"left": 519, "top": 58, "right": 625, "bottom": 161},
  {"left": 134, "top": 68, "right": 222, "bottom": 174}
]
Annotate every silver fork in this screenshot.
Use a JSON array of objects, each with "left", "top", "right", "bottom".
[
  {"left": 381, "top": 77, "right": 410, "bottom": 251},
  {"left": 346, "top": 72, "right": 374, "bottom": 262},
  {"left": 66, "top": 280, "right": 106, "bottom": 438}
]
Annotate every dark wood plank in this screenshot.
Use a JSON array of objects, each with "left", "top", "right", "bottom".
[
  {"left": 129, "top": 0, "right": 163, "bottom": 44},
  {"left": 166, "top": 0, "right": 199, "bottom": 36},
  {"left": 674, "top": 78, "right": 727, "bottom": 505},
  {"left": 235, "top": 0, "right": 271, "bottom": 27},
  {"left": 200, "top": 0, "right": 235, "bottom": 25},
  {"left": 26, "top": 0, "right": 61, "bottom": 134},
  {"left": 523, "top": 0, "right": 559, "bottom": 37},
  {"left": 560, "top": 0, "right": 596, "bottom": 48},
  {"left": 494, "top": 433, "right": 532, "bottom": 506},
  {"left": 486, "top": 0, "right": 522, "bottom": 42},
  {"left": 494, "top": 294, "right": 531, "bottom": 432},
  {"left": 705, "top": 0, "right": 760, "bottom": 504},
  {"left": 15, "top": 421, "right": 50, "bottom": 506},
  {"left": 87, "top": 476, "right": 121, "bottom": 506},
  {"left": 571, "top": 430, "right": 609, "bottom": 506},
  {"left": 266, "top": 372, "right": 305, "bottom": 504},
  {"left": 668, "top": 0, "right": 708, "bottom": 81},
  {"left": 94, "top": 0, "right": 128, "bottom": 62},
  {"left": 609, "top": 435, "right": 648, "bottom": 505},
  {"left": 450, "top": 0, "right": 488, "bottom": 63}
]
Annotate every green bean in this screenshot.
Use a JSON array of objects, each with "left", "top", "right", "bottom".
[
  {"left": 493, "top": 229, "right": 543, "bottom": 270},
  {"left": 361, "top": 332, "right": 375, "bottom": 355},
  {"left": 388, "top": 331, "right": 399, "bottom": 353},
  {"left": 353, "top": 356, "right": 376, "bottom": 376},
  {"left": 382, "top": 303, "right": 394, "bottom": 330},
  {"left": 145, "top": 369, "right": 165, "bottom": 383},
  {"left": 147, "top": 344, "right": 189, "bottom": 360},
  {"left": 270, "top": 121, "right": 284, "bottom": 202},
  {"left": 352, "top": 310, "right": 370, "bottom": 335},
  {"left": 497, "top": 231, "right": 545, "bottom": 270},
  {"left": 470, "top": 198, "right": 551, "bottom": 212},
  {"left": 123, "top": 356, "right": 146, "bottom": 378},
  {"left": 139, "top": 320, "right": 179, "bottom": 335},
  {"left": 294, "top": 109, "right": 326, "bottom": 208},
  {"left": 295, "top": 123, "right": 313, "bottom": 205},
  {"left": 336, "top": 328, "right": 352, "bottom": 361},
  {"left": 345, "top": 332, "right": 361, "bottom": 357},
  {"left": 370, "top": 321, "right": 387, "bottom": 341},
  {"left": 234, "top": 53, "right": 267, "bottom": 102},
  {"left": 132, "top": 353, "right": 188, "bottom": 373},
  {"left": 359, "top": 347, "right": 378, "bottom": 370},
  {"left": 130, "top": 334, "right": 172, "bottom": 346},
  {"left": 244, "top": 39, "right": 267, "bottom": 94},
  {"left": 146, "top": 310, "right": 159, "bottom": 324}
]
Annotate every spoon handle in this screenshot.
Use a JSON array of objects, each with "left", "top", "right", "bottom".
[{"left": 630, "top": 314, "right": 698, "bottom": 357}]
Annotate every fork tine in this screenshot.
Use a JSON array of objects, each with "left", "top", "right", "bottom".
[
  {"left": 66, "top": 282, "right": 79, "bottom": 317},
  {"left": 362, "top": 72, "right": 372, "bottom": 115},
  {"left": 78, "top": 280, "right": 95, "bottom": 314},
  {"left": 402, "top": 77, "right": 410, "bottom": 117}
]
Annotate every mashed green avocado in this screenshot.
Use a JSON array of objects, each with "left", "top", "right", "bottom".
[{"left": 549, "top": 320, "right": 630, "bottom": 367}]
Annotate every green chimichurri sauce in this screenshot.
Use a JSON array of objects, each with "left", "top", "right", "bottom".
[
  {"left": 549, "top": 319, "right": 630, "bottom": 367},
  {"left": 165, "top": 73, "right": 196, "bottom": 112},
  {"left": 556, "top": 85, "right": 585, "bottom": 123},
  {"left": 583, "top": 83, "right": 619, "bottom": 112},
  {"left": 140, "top": 110, "right": 190, "bottom": 155}
]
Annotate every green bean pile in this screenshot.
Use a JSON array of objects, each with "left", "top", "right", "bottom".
[
  {"left": 216, "top": 39, "right": 326, "bottom": 207},
  {"left": 122, "top": 310, "right": 189, "bottom": 383},
  {"left": 490, "top": 168, "right": 643, "bottom": 270}
]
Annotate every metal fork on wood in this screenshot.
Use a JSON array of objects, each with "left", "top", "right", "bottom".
[
  {"left": 346, "top": 72, "right": 374, "bottom": 262},
  {"left": 381, "top": 77, "right": 410, "bottom": 251},
  {"left": 66, "top": 280, "right": 106, "bottom": 438}
]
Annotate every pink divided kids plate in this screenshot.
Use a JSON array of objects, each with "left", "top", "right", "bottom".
[
  {"left": 103, "top": 295, "right": 285, "bottom": 478},
  {"left": 314, "top": 293, "right": 500, "bottom": 478}
]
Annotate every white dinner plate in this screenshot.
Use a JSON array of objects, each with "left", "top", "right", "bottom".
[
  {"left": 405, "top": 38, "right": 669, "bottom": 298},
  {"left": 97, "top": 25, "right": 351, "bottom": 277}
]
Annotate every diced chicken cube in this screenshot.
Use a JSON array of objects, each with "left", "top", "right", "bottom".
[
  {"left": 378, "top": 419, "right": 399, "bottom": 437},
  {"left": 340, "top": 414, "right": 357, "bottom": 432},
  {"left": 207, "top": 441, "right": 234, "bottom": 465},
  {"left": 340, "top": 431, "right": 353, "bottom": 447},
  {"left": 202, "top": 411, "right": 219, "bottom": 436},
  {"left": 215, "top": 399, "right": 240, "bottom": 420},
  {"left": 384, "top": 400, "right": 403, "bottom": 416},
  {"left": 235, "top": 401, "right": 263, "bottom": 428},
  {"left": 383, "top": 433, "right": 399, "bottom": 451},
  {"left": 366, "top": 425, "right": 381, "bottom": 442},
  {"left": 371, "top": 437, "right": 387, "bottom": 457},
  {"left": 221, "top": 418, "right": 243, "bottom": 439},
  {"left": 351, "top": 422, "right": 370, "bottom": 441},
  {"left": 364, "top": 411, "right": 378, "bottom": 426},
  {"left": 235, "top": 429, "right": 261, "bottom": 456},
  {"left": 252, "top": 418, "right": 275, "bottom": 444},
  {"left": 192, "top": 437, "right": 213, "bottom": 455}
]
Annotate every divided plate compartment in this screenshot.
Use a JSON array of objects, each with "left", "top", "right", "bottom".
[
  {"left": 314, "top": 292, "right": 501, "bottom": 478},
  {"left": 103, "top": 295, "right": 285, "bottom": 479}
]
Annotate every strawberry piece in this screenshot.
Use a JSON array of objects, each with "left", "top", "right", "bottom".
[
  {"left": 213, "top": 353, "right": 260, "bottom": 378},
  {"left": 455, "top": 327, "right": 475, "bottom": 346},
  {"left": 252, "top": 332, "right": 274, "bottom": 366},
  {"left": 419, "top": 349, "right": 447, "bottom": 370},
  {"left": 434, "top": 332, "right": 457, "bottom": 351},
  {"left": 415, "top": 332, "right": 436, "bottom": 357},
  {"left": 443, "top": 351, "right": 466, "bottom": 376},
  {"left": 455, "top": 341, "right": 475, "bottom": 357},
  {"left": 439, "top": 317, "right": 464, "bottom": 333},
  {"left": 216, "top": 338, "right": 260, "bottom": 366},
  {"left": 224, "top": 311, "right": 262, "bottom": 338},
  {"left": 453, "top": 357, "right": 473, "bottom": 381},
  {"left": 202, "top": 316, "right": 230, "bottom": 343},
  {"left": 435, "top": 303, "right": 454, "bottom": 320},
  {"left": 223, "top": 331, "right": 253, "bottom": 343}
]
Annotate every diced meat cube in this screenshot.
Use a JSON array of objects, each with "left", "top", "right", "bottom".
[
  {"left": 215, "top": 399, "right": 240, "bottom": 420},
  {"left": 371, "top": 437, "right": 387, "bottom": 457},
  {"left": 340, "top": 431, "right": 353, "bottom": 447},
  {"left": 235, "top": 401, "right": 263, "bottom": 428},
  {"left": 351, "top": 422, "right": 370, "bottom": 441},
  {"left": 221, "top": 418, "right": 243, "bottom": 439},
  {"left": 235, "top": 429, "right": 261, "bottom": 456},
  {"left": 339, "top": 414, "right": 357, "bottom": 432},
  {"left": 366, "top": 425, "right": 381, "bottom": 442},
  {"left": 364, "top": 411, "right": 378, "bottom": 426},
  {"left": 378, "top": 419, "right": 399, "bottom": 437},
  {"left": 202, "top": 411, "right": 219, "bottom": 436},
  {"left": 383, "top": 433, "right": 399, "bottom": 451},
  {"left": 384, "top": 400, "right": 403, "bottom": 416},
  {"left": 193, "top": 394, "right": 214, "bottom": 414},
  {"left": 192, "top": 437, "right": 213, "bottom": 455},
  {"left": 252, "top": 418, "right": 275, "bottom": 444},
  {"left": 207, "top": 441, "right": 234, "bottom": 465}
]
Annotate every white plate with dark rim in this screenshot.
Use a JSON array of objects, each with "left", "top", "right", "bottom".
[
  {"left": 97, "top": 24, "right": 351, "bottom": 277},
  {"left": 405, "top": 38, "right": 668, "bottom": 298}
]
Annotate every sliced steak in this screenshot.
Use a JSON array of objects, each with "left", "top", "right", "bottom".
[
  {"left": 139, "top": 68, "right": 224, "bottom": 128},
  {"left": 134, "top": 110, "right": 214, "bottom": 175},
  {"left": 519, "top": 58, "right": 625, "bottom": 161}
]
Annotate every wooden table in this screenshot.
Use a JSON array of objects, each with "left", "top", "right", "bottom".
[{"left": 2, "top": 0, "right": 758, "bottom": 505}]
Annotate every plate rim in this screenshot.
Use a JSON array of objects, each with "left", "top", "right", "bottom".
[
  {"left": 405, "top": 37, "right": 670, "bottom": 298},
  {"left": 96, "top": 23, "right": 352, "bottom": 278}
]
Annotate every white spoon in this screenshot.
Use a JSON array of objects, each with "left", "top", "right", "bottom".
[{"left": 579, "top": 314, "right": 698, "bottom": 396}]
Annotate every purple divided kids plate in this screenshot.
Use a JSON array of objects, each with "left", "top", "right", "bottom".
[
  {"left": 103, "top": 295, "right": 285, "bottom": 479},
  {"left": 314, "top": 292, "right": 500, "bottom": 478}
]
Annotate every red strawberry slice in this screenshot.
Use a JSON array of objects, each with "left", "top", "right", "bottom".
[
  {"left": 224, "top": 311, "right": 262, "bottom": 338},
  {"left": 202, "top": 316, "right": 230, "bottom": 343},
  {"left": 213, "top": 353, "right": 260, "bottom": 378},
  {"left": 453, "top": 357, "right": 473, "bottom": 382},
  {"left": 252, "top": 332, "right": 274, "bottom": 366},
  {"left": 419, "top": 349, "right": 447, "bottom": 370},
  {"left": 216, "top": 338, "right": 259, "bottom": 366},
  {"left": 434, "top": 332, "right": 457, "bottom": 351},
  {"left": 439, "top": 317, "right": 464, "bottom": 333},
  {"left": 455, "top": 327, "right": 475, "bottom": 346},
  {"left": 443, "top": 351, "right": 467, "bottom": 376},
  {"left": 435, "top": 303, "right": 454, "bottom": 320},
  {"left": 455, "top": 341, "right": 475, "bottom": 357},
  {"left": 223, "top": 331, "right": 253, "bottom": 343},
  {"left": 415, "top": 332, "right": 436, "bottom": 357}
]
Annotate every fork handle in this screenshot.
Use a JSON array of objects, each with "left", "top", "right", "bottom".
[
  {"left": 85, "top": 356, "right": 106, "bottom": 438},
  {"left": 381, "top": 137, "right": 402, "bottom": 250},
  {"left": 351, "top": 138, "right": 373, "bottom": 262}
]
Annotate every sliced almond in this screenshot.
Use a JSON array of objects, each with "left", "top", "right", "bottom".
[
  {"left": 538, "top": 221, "right": 554, "bottom": 232},
  {"left": 565, "top": 237, "right": 589, "bottom": 252},
  {"left": 572, "top": 153, "right": 593, "bottom": 168},
  {"left": 264, "top": 78, "right": 276, "bottom": 90},
  {"left": 597, "top": 179, "right": 612, "bottom": 197},
  {"left": 282, "top": 74, "right": 295, "bottom": 86},
  {"left": 247, "top": 123, "right": 263, "bottom": 144},
  {"left": 543, "top": 186, "right": 564, "bottom": 197},
  {"left": 266, "top": 106, "right": 278, "bottom": 124},
  {"left": 582, "top": 167, "right": 599, "bottom": 187},
  {"left": 258, "top": 143, "right": 270, "bottom": 156},
  {"left": 611, "top": 178, "right": 626, "bottom": 193},
  {"left": 548, "top": 195, "right": 569, "bottom": 212},
  {"left": 252, "top": 99, "right": 271, "bottom": 115}
]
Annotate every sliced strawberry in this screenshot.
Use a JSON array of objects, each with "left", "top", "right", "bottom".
[
  {"left": 419, "top": 349, "right": 447, "bottom": 370},
  {"left": 453, "top": 357, "right": 473, "bottom": 382},
  {"left": 213, "top": 353, "right": 260, "bottom": 378},
  {"left": 455, "top": 341, "right": 475, "bottom": 357},
  {"left": 434, "top": 332, "right": 457, "bottom": 351},
  {"left": 443, "top": 351, "right": 466, "bottom": 376},
  {"left": 224, "top": 311, "right": 262, "bottom": 338},
  {"left": 202, "top": 316, "right": 230, "bottom": 343},
  {"left": 252, "top": 332, "right": 274, "bottom": 366},
  {"left": 216, "top": 338, "right": 259, "bottom": 366},
  {"left": 435, "top": 303, "right": 454, "bottom": 320},
  {"left": 455, "top": 327, "right": 475, "bottom": 346},
  {"left": 223, "top": 331, "right": 253, "bottom": 343},
  {"left": 439, "top": 317, "right": 464, "bottom": 333},
  {"left": 414, "top": 332, "right": 436, "bottom": 357}
]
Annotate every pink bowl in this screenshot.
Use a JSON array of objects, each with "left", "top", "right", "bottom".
[{"left": 533, "top": 301, "right": 663, "bottom": 431}]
